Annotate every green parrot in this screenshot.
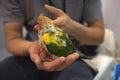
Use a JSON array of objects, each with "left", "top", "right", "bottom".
[{"left": 36, "top": 15, "right": 76, "bottom": 57}]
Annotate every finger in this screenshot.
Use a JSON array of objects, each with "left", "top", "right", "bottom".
[
  {"left": 52, "top": 18, "right": 63, "bottom": 27},
  {"left": 65, "top": 52, "right": 80, "bottom": 63},
  {"left": 44, "top": 4, "right": 64, "bottom": 17},
  {"left": 30, "top": 51, "right": 42, "bottom": 70},
  {"left": 29, "top": 43, "right": 44, "bottom": 70},
  {"left": 39, "top": 49, "right": 53, "bottom": 62},
  {"left": 56, "top": 52, "right": 79, "bottom": 71},
  {"left": 39, "top": 13, "right": 43, "bottom": 16},
  {"left": 41, "top": 57, "right": 65, "bottom": 71},
  {"left": 34, "top": 55, "right": 42, "bottom": 70}
]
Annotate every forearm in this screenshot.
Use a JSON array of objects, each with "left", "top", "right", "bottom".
[
  {"left": 71, "top": 23, "right": 104, "bottom": 45},
  {"left": 64, "top": 19, "right": 104, "bottom": 45},
  {"left": 3, "top": 21, "right": 34, "bottom": 56},
  {"left": 6, "top": 38, "right": 33, "bottom": 56}
]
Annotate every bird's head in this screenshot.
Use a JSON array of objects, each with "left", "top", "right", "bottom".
[{"left": 37, "top": 15, "right": 55, "bottom": 32}]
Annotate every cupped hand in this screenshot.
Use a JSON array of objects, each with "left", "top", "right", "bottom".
[{"left": 28, "top": 41, "right": 79, "bottom": 71}]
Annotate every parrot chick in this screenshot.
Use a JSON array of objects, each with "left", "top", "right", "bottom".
[{"left": 35, "top": 15, "right": 76, "bottom": 57}]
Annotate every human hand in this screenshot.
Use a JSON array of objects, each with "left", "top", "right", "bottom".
[
  {"left": 29, "top": 41, "right": 79, "bottom": 71},
  {"left": 44, "top": 4, "right": 74, "bottom": 35}
]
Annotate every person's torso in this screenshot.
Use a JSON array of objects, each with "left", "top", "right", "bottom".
[
  {"left": 19, "top": 0, "right": 84, "bottom": 40},
  {"left": 20, "top": 0, "right": 98, "bottom": 58}
]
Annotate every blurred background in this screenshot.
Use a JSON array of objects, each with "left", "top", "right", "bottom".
[
  {"left": 0, "top": 19, "right": 11, "bottom": 60},
  {"left": 0, "top": 0, "right": 120, "bottom": 80},
  {"left": 102, "top": 0, "right": 120, "bottom": 38}
]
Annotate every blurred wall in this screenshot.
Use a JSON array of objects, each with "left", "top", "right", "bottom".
[
  {"left": 0, "top": 21, "right": 11, "bottom": 60},
  {"left": 102, "top": 0, "right": 120, "bottom": 38}
]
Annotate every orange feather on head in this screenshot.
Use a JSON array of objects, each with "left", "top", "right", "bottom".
[{"left": 37, "top": 15, "right": 53, "bottom": 27}]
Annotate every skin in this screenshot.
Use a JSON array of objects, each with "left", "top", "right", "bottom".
[
  {"left": 3, "top": 4, "right": 104, "bottom": 71},
  {"left": 44, "top": 5, "right": 104, "bottom": 45}
]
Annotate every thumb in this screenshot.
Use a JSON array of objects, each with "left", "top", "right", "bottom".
[
  {"left": 52, "top": 19, "right": 61, "bottom": 26},
  {"left": 44, "top": 4, "right": 64, "bottom": 17}
]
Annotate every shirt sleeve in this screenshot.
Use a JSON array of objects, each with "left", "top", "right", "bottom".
[
  {"left": 0, "top": 0, "right": 24, "bottom": 22},
  {"left": 82, "top": 0, "right": 102, "bottom": 22}
]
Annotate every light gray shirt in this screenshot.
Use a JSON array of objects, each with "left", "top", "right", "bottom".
[
  {"left": 0, "top": 0, "right": 102, "bottom": 57},
  {"left": 0, "top": 0, "right": 102, "bottom": 40}
]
